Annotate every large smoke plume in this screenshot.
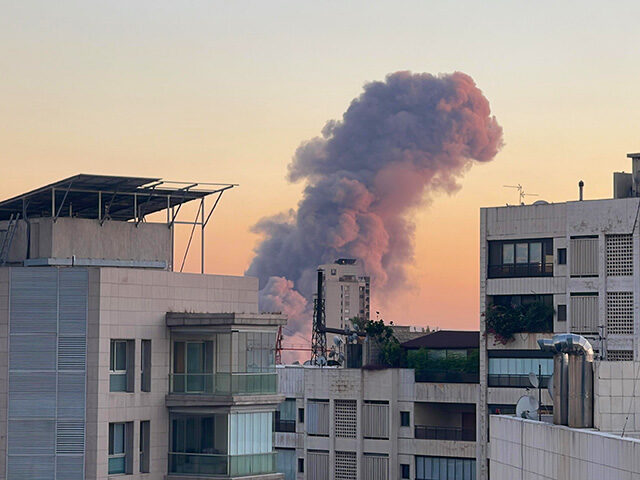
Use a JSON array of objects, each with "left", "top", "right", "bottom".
[{"left": 247, "top": 71, "right": 503, "bottom": 344}]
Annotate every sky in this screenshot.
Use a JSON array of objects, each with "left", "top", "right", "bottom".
[{"left": 2, "top": 1, "right": 640, "bottom": 332}]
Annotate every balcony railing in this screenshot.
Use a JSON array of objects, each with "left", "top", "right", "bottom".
[
  {"left": 275, "top": 419, "right": 296, "bottom": 433},
  {"left": 168, "top": 452, "right": 276, "bottom": 477},
  {"left": 488, "top": 262, "right": 553, "bottom": 278},
  {"left": 169, "top": 372, "right": 277, "bottom": 395},
  {"left": 414, "top": 425, "right": 476, "bottom": 441},
  {"left": 414, "top": 370, "right": 479, "bottom": 384},
  {"left": 488, "top": 374, "right": 550, "bottom": 388}
]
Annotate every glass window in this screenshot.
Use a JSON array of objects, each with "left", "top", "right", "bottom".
[
  {"left": 400, "top": 411, "right": 410, "bottom": 427},
  {"left": 558, "top": 248, "right": 567, "bottom": 265},
  {"left": 529, "top": 242, "right": 542, "bottom": 263},
  {"left": 401, "top": 464, "right": 410, "bottom": 479},
  {"left": 415, "top": 456, "right": 476, "bottom": 480},
  {"left": 109, "top": 422, "right": 126, "bottom": 474},
  {"left": 515, "top": 243, "right": 528, "bottom": 263},
  {"left": 502, "top": 244, "right": 514, "bottom": 264},
  {"left": 140, "top": 420, "right": 150, "bottom": 473},
  {"left": 110, "top": 340, "right": 127, "bottom": 372}
]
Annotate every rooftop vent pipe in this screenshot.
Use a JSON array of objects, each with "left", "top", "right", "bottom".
[
  {"left": 538, "top": 334, "right": 593, "bottom": 428},
  {"left": 579, "top": 180, "right": 584, "bottom": 201}
]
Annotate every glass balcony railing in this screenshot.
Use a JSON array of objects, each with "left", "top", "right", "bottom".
[
  {"left": 169, "top": 372, "right": 278, "bottom": 395},
  {"left": 414, "top": 425, "right": 476, "bottom": 441},
  {"left": 168, "top": 452, "right": 277, "bottom": 477},
  {"left": 488, "top": 374, "right": 551, "bottom": 388}
]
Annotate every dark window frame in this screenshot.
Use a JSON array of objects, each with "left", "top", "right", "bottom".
[
  {"left": 488, "top": 238, "right": 553, "bottom": 278},
  {"left": 400, "top": 411, "right": 410, "bottom": 427},
  {"left": 557, "top": 248, "right": 567, "bottom": 265},
  {"left": 401, "top": 463, "right": 410, "bottom": 479}
]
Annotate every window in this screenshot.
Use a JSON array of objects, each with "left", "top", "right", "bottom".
[
  {"left": 557, "top": 304, "right": 567, "bottom": 322},
  {"left": 110, "top": 340, "right": 133, "bottom": 392},
  {"left": 141, "top": 340, "right": 151, "bottom": 392},
  {"left": 400, "top": 411, "right": 410, "bottom": 427},
  {"left": 570, "top": 236, "right": 599, "bottom": 277},
  {"left": 488, "top": 238, "right": 553, "bottom": 278},
  {"left": 363, "top": 401, "right": 389, "bottom": 439},
  {"left": 109, "top": 422, "right": 131, "bottom": 475},
  {"left": 401, "top": 464, "right": 410, "bottom": 479},
  {"left": 172, "top": 340, "right": 213, "bottom": 393},
  {"left": 363, "top": 454, "right": 388, "bottom": 480},
  {"left": 140, "top": 420, "right": 150, "bottom": 473},
  {"left": 307, "top": 400, "right": 329, "bottom": 436},
  {"left": 298, "top": 458, "right": 304, "bottom": 473},
  {"left": 558, "top": 248, "right": 567, "bottom": 265},
  {"left": 275, "top": 399, "right": 296, "bottom": 432},
  {"left": 415, "top": 456, "right": 475, "bottom": 480},
  {"left": 570, "top": 293, "right": 599, "bottom": 334},
  {"left": 488, "top": 354, "right": 553, "bottom": 387},
  {"left": 298, "top": 407, "right": 304, "bottom": 423}
]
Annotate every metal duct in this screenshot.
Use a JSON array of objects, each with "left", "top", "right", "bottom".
[{"left": 538, "top": 334, "right": 594, "bottom": 428}]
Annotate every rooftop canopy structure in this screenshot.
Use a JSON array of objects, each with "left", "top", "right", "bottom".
[
  {"left": 0, "top": 174, "right": 237, "bottom": 272},
  {"left": 0, "top": 174, "right": 236, "bottom": 223}
]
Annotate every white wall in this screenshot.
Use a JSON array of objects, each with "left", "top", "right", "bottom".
[{"left": 490, "top": 415, "right": 640, "bottom": 480}]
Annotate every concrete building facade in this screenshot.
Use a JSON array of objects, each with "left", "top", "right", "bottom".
[
  {"left": 0, "top": 175, "right": 286, "bottom": 480},
  {"left": 478, "top": 153, "right": 640, "bottom": 479},
  {"left": 317, "top": 259, "right": 370, "bottom": 331},
  {"left": 274, "top": 334, "right": 481, "bottom": 480}
]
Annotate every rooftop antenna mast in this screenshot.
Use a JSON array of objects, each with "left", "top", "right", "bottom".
[{"left": 504, "top": 184, "right": 539, "bottom": 205}]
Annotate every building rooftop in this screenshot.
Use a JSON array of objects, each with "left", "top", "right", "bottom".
[
  {"left": 401, "top": 330, "right": 479, "bottom": 350},
  {"left": 0, "top": 173, "right": 236, "bottom": 222}
]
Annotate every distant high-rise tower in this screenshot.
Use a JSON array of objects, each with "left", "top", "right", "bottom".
[{"left": 317, "top": 258, "right": 370, "bottom": 330}]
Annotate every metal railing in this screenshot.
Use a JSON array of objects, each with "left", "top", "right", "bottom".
[
  {"left": 414, "top": 425, "right": 476, "bottom": 441},
  {"left": 414, "top": 370, "right": 479, "bottom": 384},
  {"left": 488, "top": 374, "right": 550, "bottom": 388},
  {"left": 168, "top": 452, "right": 277, "bottom": 477},
  {"left": 169, "top": 372, "right": 277, "bottom": 395},
  {"left": 488, "top": 262, "right": 553, "bottom": 278}
]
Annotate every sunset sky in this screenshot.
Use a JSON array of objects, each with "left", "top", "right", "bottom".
[{"left": 2, "top": 1, "right": 640, "bottom": 332}]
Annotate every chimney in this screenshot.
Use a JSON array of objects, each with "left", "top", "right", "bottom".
[{"left": 578, "top": 180, "right": 584, "bottom": 201}]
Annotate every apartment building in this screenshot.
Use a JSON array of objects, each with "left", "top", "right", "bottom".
[
  {"left": 0, "top": 175, "right": 286, "bottom": 480},
  {"left": 317, "top": 259, "right": 370, "bottom": 331},
  {"left": 478, "top": 152, "right": 640, "bottom": 479},
  {"left": 274, "top": 330, "right": 480, "bottom": 480}
]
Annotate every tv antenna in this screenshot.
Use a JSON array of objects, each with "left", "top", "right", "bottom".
[{"left": 504, "top": 184, "right": 539, "bottom": 205}]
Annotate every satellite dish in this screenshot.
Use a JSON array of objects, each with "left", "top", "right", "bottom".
[
  {"left": 348, "top": 333, "right": 359, "bottom": 343},
  {"left": 317, "top": 356, "right": 327, "bottom": 367},
  {"left": 516, "top": 395, "right": 539, "bottom": 420},
  {"left": 528, "top": 372, "right": 539, "bottom": 389},
  {"left": 547, "top": 373, "right": 554, "bottom": 402},
  {"left": 333, "top": 336, "right": 343, "bottom": 347}
]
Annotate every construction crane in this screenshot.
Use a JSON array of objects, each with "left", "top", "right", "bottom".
[{"left": 504, "top": 184, "right": 539, "bottom": 205}]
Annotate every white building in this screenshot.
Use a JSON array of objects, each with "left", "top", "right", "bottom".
[
  {"left": 490, "top": 360, "right": 640, "bottom": 479},
  {"left": 274, "top": 330, "right": 481, "bottom": 480},
  {"left": 0, "top": 174, "right": 286, "bottom": 480},
  {"left": 478, "top": 152, "right": 640, "bottom": 479},
  {"left": 318, "top": 259, "right": 370, "bottom": 331}
]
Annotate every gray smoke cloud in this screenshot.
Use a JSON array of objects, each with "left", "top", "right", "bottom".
[{"left": 248, "top": 71, "right": 503, "bottom": 340}]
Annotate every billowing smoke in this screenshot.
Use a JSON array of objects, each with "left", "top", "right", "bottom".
[{"left": 248, "top": 71, "right": 503, "bottom": 345}]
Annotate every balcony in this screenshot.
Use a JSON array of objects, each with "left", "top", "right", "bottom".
[
  {"left": 488, "top": 374, "right": 550, "bottom": 388},
  {"left": 169, "top": 373, "right": 277, "bottom": 396},
  {"left": 414, "top": 370, "right": 479, "bottom": 384},
  {"left": 169, "top": 452, "right": 277, "bottom": 477},
  {"left": 414, "top": 425, "right": 475, "bottom": 441},
  {"left": 488, "top": 262, "right": 553, "bottom": 278},
  {"left": 274, "top": 419, "right": 296, "bottom": 433}
]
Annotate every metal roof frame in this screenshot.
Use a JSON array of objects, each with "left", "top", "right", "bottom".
[{"left": 0, "top": 174, "right": 238, "bottom": 273}]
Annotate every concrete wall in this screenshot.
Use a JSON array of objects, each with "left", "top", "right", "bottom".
[
  {"left": 86, "top": 267, "right": 259, "bottom": 480},
  {"left": 594, "top": 361, "right": 640, "bottom": 436},
  {"left": 3, "top": 217, "right": 172, "bottom": 266},
  {"left": 490, "top": 415, "right": 640, "bottom": 480},
  {"left": 277, "top": 366, "right": 478, "bottom": 480},
  {"left": 0, "top": 270, "right": 8, "bottom": 478}
]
